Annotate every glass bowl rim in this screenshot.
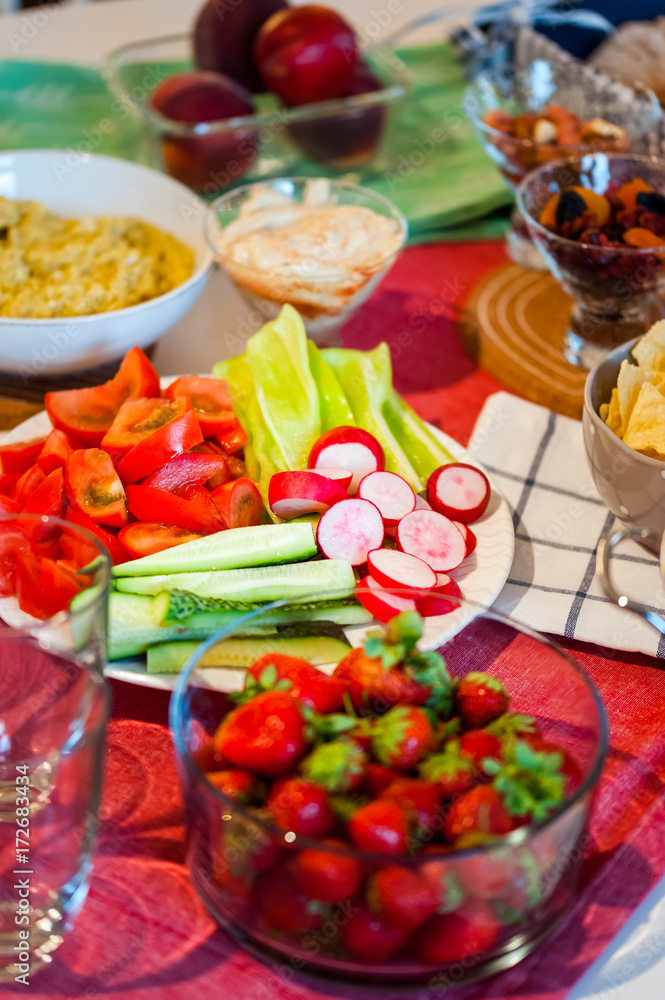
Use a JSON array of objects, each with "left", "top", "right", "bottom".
[
  {"left": 516, "top": 152, "right": 665, "bottom": 254},
  {"left": 103, "top": 31, "right": 414, "bottom": 138},
  {"left": 464, "top": 60, "right": 660, "bottom": 151},
  {"left": 0, "top": 512, "right": 111, "bottom": 629},
  {"left": 169, "top": 591, "right": 609, "bottom": 865},
  {"left": 204, "top": 176, "right": 409, "bottom": 277}
]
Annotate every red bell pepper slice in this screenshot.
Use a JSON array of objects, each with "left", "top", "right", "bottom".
[
  {"left": 65, "top": 506, "right": 130, "bottom": 565},
  {"left": 22, "top": 468, "right": 65, "bottom": 518},
  {"left": 36, "top": 429, "right": 75, "bottom": 475},
  {"left": 126, "top": 484, "right": 225, "bottom": 534},
  {"left": 116, "top": 408, "right": 203, "bottom": 485},
  {"left": 210, "top": 477, "right": 262, "bottom": 528},
  {"left": 118, "top": 522, "right": 204, "bottom": 559},
  {"left": 65, "top": 449, "right": 128, "bottom": 528},
  {"left": 214, "top": 417, "right": 247, "bottom": 455},
  {"left": 165, "top": 375, "right": 234, "bottom": 437},
  {"left": 44, "top": 346, "right": 160, "bottom": 447},
  {"left": 0, "top": 523, "right": 35, "bottom": 597},
  {"left": 12, "top": 465, "right": 45, "bottom": 503},
  {"left": 0, "top": 437, "right": 47, "bottom": 474},
  {"left": 141, "top": 452, "right": 229, "bottom": 492}
]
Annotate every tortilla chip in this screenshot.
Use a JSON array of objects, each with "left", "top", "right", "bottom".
[
  {"left": 616, "top": 360, "right": 652, "bottom": 428},
  {"left": 632, "top": 320, "right": 665, "bottom": 371},
  {"left": 603, "top": 387, "right": 623, "bottom": 437},
  {"left": 622, "top": 381, "right": 665, "bottom": 454}
]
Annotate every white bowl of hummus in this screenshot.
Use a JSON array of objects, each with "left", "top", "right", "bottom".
[
  {"left": 0, "top": 150, "right": 213, "bottom": 375},
  {"left": 205, "top": 178, "right": 407, "bottom": 345}
]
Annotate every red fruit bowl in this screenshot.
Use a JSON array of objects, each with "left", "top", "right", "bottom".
[{"left": 169, "top": 591, "right": 608, "bottom": 986}]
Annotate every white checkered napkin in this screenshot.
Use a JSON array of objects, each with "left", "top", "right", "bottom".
[{"left": 467, "top": 392, "right": 665, "bottom": 658}]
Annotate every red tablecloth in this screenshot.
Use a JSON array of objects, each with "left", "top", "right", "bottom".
[{"left": 23, "top": 241, "right": 665, "bottom": 1000}]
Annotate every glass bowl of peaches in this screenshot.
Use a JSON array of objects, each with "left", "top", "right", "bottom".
[{"left": 170, "top": 597, "right": 607, "bottom": 986}]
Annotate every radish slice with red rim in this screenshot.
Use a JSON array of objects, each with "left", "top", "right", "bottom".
[
  {"left": 367, "top": 548, "right": 436, "bottom": 591},
  {"left": 310, "top": 427, "right": 384, "bottom": 496},
  {"left": 418, "top": 575, "right": 463, "bottom": 617},
  {"left": 427, "top": 463, "right": 490, "bottom": 524},
  {"left": 356, "top": 574, "right": 418, "bottom": 623},
  {"left": 305, "top": 468, "right": 353, "bottom": 492},
  {"left": 269, "top": 471, "right": 348, "bottom": 520},
  {"left": 452, "top": 520, "right": 477, "bottom": 557},
  {"left": 316, "top": 498, "right": 384, "bottom": 565},
  {"left": 357, "top": 471, "right": 415, "bottom": 525},
  {"left": 397, "top": 509, "right": 466, "bottom": 572}
]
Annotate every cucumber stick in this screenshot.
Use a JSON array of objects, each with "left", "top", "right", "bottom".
[
  {"left": 108, "top": 592, "right": 221, "bottom": 660},
  {"left": 115, "top": 559, "right": 356, "bottom": 603},
  {"left": 146, "top": 633, "right": 351, "bottom": 675},
  {"left": 112, "top": 522, "right": 316, "bottom": 578},
  {"left": 174, "top": 601, "right": 372, "bottom": 631}
]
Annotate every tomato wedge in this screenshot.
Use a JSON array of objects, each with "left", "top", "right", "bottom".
[
  {"left": 118, "top": 522, "right": 204, "bottom": 559},
  {"left": 65, "top": 449, "right": 128, "bottom": 528},
  {"left": 0, "top": 523, "right": 35, "bottom": 596},
  {"left": 12, "top": 465, "right": 45, "bottom": 503},
  {"left": 0, "top": 495, "right": 23, "bottom": 515},
  {"left": 45, "top": 347, "right": 160, "bottom": 446},
  {"left": 116, "top": 408, "right": 203, "bottom": 485},
  {"left": 210, "top": 478, "right": 262, "bottom": 528},
  {"left": 36, "top": 429, "right": 75, "bottom": 475},
  {"left": 15, "top": 551, "right": 83, "bottom": 620},
  {"left": 214, "top": 417, "right": 247, "bottom": 455},
  {"left": 126, "top": 484, "right": 225, "bottom": 534},
  {"left": 23, "top": 468, "right": 66, "bottom": 519},
  {"left": 65, "top": 507, "right": 131, "bottom": 565},
  {"left": 0, "top": 473, "right": 19, "bottom": 494},
  {"left": 0, "top": 437, "right": 46, "bottom": 474},
  {"left": 165, "top": 376, "right": 234, "bottom": 437},
  {"left": 102, "top": 397, "right": 191, "bottom": 461},
  {"left": 142, "top": 452, "right": 229, "bottom": 492},
  {"left": 59, "top": 527, "right": 100, "bottom": 570}
]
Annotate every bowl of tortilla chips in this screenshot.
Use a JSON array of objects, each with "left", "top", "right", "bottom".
[{"left": 583, "top": 322, "right": 665, "bottom": 536}]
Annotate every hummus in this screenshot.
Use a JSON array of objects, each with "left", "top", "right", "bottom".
[{"left": 215, "top": 180, "right": 404, "bottom": 318}]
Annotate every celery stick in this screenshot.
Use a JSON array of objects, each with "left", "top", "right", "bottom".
[
  {"left": 322, "top": 344, "right": 423, "bottom": 490},
  {"left": 383, "top": 390, "right": 456, "bottom": 481},
  {"left": 247, "top": 306, "right": 320, "bottom": 471},
  {"left": 307, "top": 341, "right": 355, "bottom": 431}
]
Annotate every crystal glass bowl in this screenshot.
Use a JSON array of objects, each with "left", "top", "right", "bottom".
[
  {"left": 517, "top": 153, "right": 665, "bottom": 369},
  {"left": 204, "top": 177, "right": 407, "bottom": 346},
  {"left": 170, "top": 591, "right": 607, "bottom": 986}
]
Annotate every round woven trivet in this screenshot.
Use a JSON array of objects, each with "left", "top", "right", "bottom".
[{"left": 460, "top": 261, "right": 587, "bottom": 420}]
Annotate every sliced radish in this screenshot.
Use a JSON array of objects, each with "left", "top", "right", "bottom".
[
  {"left": 357, "top": 471, "right": 416, "bottom": 525},
  {"left": 427, "top": 463, "right": 490, "bottom": 524},
  {"left": 356, "top": 574, "right": 417, "bottom": 623},
  {"left": 452, "top": 520, "right": 477, "bottom": 558},
  {"left": 305, "top": 468, "right": 353, "bottom": 492},
  {"left": 418, "top": 575, "right": 463, "bottom": 617},
  {"left": 316, "top": 498, "right": 384, "bottom": 565},
  {"left": 397, "top": 509, "right": 466, "bottom": 573},
  {"left": 367, "top": 548, "right": 437, "bottom": 591},
  {"left": 415, "top": 494, "right": 432, "bottom": 510},
  {"left": 309, "top": 427, "right": 384, "bottom": 495},
  {"left": 268, "top": 471, "right": 348, "bottom": 520}
]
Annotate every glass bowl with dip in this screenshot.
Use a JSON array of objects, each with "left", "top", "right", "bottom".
[{"left": 205, "top": 177, "right": 407, "bottom": 346}]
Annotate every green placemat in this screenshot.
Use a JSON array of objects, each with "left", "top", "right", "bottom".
[{"left": 0, "top": 43, "right": 510, "bottom": 242}]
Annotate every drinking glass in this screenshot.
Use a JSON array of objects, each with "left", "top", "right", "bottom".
[{"left": 0, "top": 514, "right": 111, "bottom": 981}]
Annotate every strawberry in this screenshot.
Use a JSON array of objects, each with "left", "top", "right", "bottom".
[
  {"left": 193, "top": 738, "right": 228, "bottom": 772},
  {"left": 418, "top": 740, "right": 478, "bottom": 799},
  {"left": 214, "top": 691, "right": 308, "bottom": 777},
  {"left": 443, "top": 785, "right": 513, "bottom": 842},
  {"left": 205, "top": 769, "right": 264, "bottom": 804},
  {"left": 486, "top": 712, "right": 539, "bottom": 741},
  {"left": 367, "top": 866, "right": 438, "bottom": 931},
  {"left": 253, "top": 864, "right": 325, "bottom": 934},
  {"left": 370, "top": 705, "right": 436, "bottom": 771},
  {"left": 294, "top": 840, "right": 362, "bottom": 902},
  {"left": 455, "top": 851, "right": 525, "bottom": 900},
  {"left": 247, "top": 654, "right": 347, "bottom": 714},
  {"left": 455, "top": 672, "right": 509, "bottom": 729},
  {"left": 363, "top": 763, "right": 401, "bottom": 796},
  {"left": 416, "top": 901, "right": 500, "bottom": 964},
  {"left": 379, "top": 777, "right": 441, "bottom": 836},
  {"left": 340, "top": 906, "right": 409, "bottom": 963},
  {"left": 348, "top": 800, "right": 409, "bottom": 853},
  {"left": 484, "top": 739, "right": 567, "bottom": 821},
  {"left": 459, "top": 729, "right": 503, "bottom": 765},
  {"left": 299, "top": 737, "right": 367, "bottom": 793},
  {"left": 333, "top": 646, "right": 429, "bottom": 714},
  {"left": 266, "top": 777, "right": 333, "bottom": 838},
  {"left": 420, "top": 851, "right": 466, "bottom": 911},
  {"left": 522, "top": 735, "right": 583, "bottom": 796}
]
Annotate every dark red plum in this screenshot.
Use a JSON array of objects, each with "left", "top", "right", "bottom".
[{"left": 194, "top": 0, "right": 289, "bottom": 94}]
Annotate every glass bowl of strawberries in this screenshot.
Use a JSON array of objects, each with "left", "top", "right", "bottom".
[{"left": 170, "top": 594, "right": 608, "bottom": 985}]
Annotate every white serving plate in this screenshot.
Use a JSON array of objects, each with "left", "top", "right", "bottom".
[{"left": 3, "top": 405, "right": 514, "bottom": 691}]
